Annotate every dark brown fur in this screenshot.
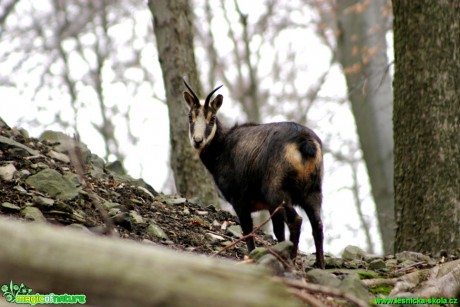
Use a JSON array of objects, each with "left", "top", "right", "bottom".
[{"left": 183, "top": 80, "right": 325, "bottom": 268}]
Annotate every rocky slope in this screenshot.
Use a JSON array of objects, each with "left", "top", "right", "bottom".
[{"left": 1, "top": 117, "right": 459, "bottom": 306}]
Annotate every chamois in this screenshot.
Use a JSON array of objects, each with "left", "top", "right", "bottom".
[{"left": 183, "top": 79, "right": 325, "bottom": 268}]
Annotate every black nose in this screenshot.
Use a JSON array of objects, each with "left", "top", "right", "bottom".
[{"left": 193, "top": 136, "right": 203, "bottom": 144}]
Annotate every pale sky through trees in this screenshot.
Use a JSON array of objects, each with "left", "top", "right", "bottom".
[{"left": 0, "top": 0, "right": 391, "bottom": 255}]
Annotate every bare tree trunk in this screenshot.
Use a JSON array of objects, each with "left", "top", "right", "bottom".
[
  {"left": 0, "top": 217, "right": 301, "bottom": 307},
  {"left": 393, "top": 0, "right": 460, "bottom": 253},
  {"left": 336, "top": 0, "right": 394, "bottom": 254},
  {"left": 148, "top": 0, "right": 219, "bottom": 206}
]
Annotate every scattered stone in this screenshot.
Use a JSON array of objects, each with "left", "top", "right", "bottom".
[
  {"left": 63, "top": 172, "right": 81, "bottom": 186},
  {"left": 25, "top": 168, "right": 79, "bottom": 200},
  {"left": 147, "top": 223, "right": 169, "bottom": 240},
  {"left": 105, "top": 161, "right": 126, "bottom": 175},
  {"left": 270, "top": 241, "right": 294, "bottom": 261},
  {"left": 129, "top": 210, "right": 144, "bottom": 224},
  {"left": 339, "top": 273, "right": 371, "bottom": 303},
  {"left": 165, "top": 197, "right": 187, "bottom": 205},
  {"left": 385, "top": 259, "right": 398, "bottom": 268},
  {"left": 249, "top": 247, "right": 270, "bottom": 262},
  {"left": 39, "top": 130, "right": 91, "bottom": 163},
  {"left": 13, "top": 185, "right": 28, "bottom": 194},
  {"left": 32, "top": 196, "right": 55, "bottom": 208},
  {"left": 197, "top": 210, "right": 208, "bottom": 215},
  {"left": 369, "top": 258, "right": 386, "bottom": 270},
  {"left": 342, "top": 245, "right": 368, "bottom": 261},
  {"left": 395, "top": 251, "right": 431, "bottom": 263},
  {"left": 226, "top": 225, "right": 243, "bottom": 238},
  {"left": 206, "top": 233, "right": 225, "bottom": 242},
  {"left": 47, "top": 150, "right": 70, "bottom": 163},
  {"left": 0, "top": 135, "right": 40, "bottom": 156},
  {"left": 344, "top": 259, "right": 367, "bottom": 269},
  {"left": 0, "top": 163, "right": 17, "bottom": 181},
  {"left": 257, "top": 254, "right": 284, "bottom": 276},
  {"left": 21, "top": 207, "right": 46, "bottom": 222},
  {"left": 136, "top": 186, "right": 156, "bottom": 199},
  {"left": 130, "top": 198, "right": 143, "bottom": 205},
  {"left": 325, "top": 257, "right": 344, "bottom": 268},
  {"left": 90, "top": 154, "right": 105, "bottom": 169},
  {"left": 108, "top": 208, "right": 121, "bottom": 217},
  {"left": 1, "top": 202, "right": 21, "bottom": 211},
  {"left": 103, "top": 202, "right": 121, "bottom": 210},
  {"left": 306, "top": 269, "right": 341, "bottom": 287},
  {"left": 18, "top": 169, "right": 31, "bottom": 179}
]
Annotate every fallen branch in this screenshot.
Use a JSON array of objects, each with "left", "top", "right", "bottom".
[
  {"left": 0, "top": 216, "right": 302, "bottom": 307},
  {"left": 274, "top": 277, "right": 368, "bottom": 307},
  {"left": 212, "top": 202, "right": 285, "bottom": 257}
]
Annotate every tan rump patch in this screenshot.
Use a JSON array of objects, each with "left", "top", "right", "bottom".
[{"left": 284, "top": 142, "right": 321, "bottom": 179}]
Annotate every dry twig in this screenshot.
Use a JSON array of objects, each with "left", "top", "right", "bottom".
[
  {"left": 212, "top": 202, "right": 285, "bottom": 257},
  {"left": 274, "top": 277, "right": 369, "bottom": 307}
]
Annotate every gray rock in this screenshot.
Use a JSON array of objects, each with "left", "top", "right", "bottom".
[
  {"left": 0, "top": 163, "right": 17, "bottom": 181},
  {"left": 47, "top": 150, "right": 70, "bottom": 163},
  {"left": 90, "top": 154, "right": 105, "bottom": 169},
  {"left": 257, "top": 254, "right": 284, "bottom": 276},
  {"left": 130, "top": 198, "right": 143, "bottom": 205},
  {"left": 226, "top": 225, "right": 243, "bottom": 238},
  {"left": 165, "top": 197, "right": 187, "bottom": 205},
  {"left": 105, "top": 161, "right": 126, "bottom": 175},
  {"left": 325, "top": 257, "right": 344, "bottom": 268},
  {"left": 103, "top": 202, "right": 121, "bottom": 210},
  {"left": 206, "top": 233, "right": 225, "bottom": 242},
  {"left": 39, "top": 130, "right": 91, "bottom": 163},
  {"left": 32, "top": 196, "right": 55, "bottom": 207},
  {"left": 249, "top": 247, "right": 270, "bottom": 261},
  {"left": 129, "top": 210, "right": 144, "bottom": 224},
  {"left": 271, "top": 240, "right": 294, "bottom": 261},
  {"left": 339, "top": 273, "right": 371, "bottom": 303},
  {"left": 147, "top": 223, "right": 169, "bottom": 240},
  {"left": 111, "top": 212, "right": 129, "bottom": 225},
  {"left": 395, "top": 251, "right": 431, "bottom": 263},
  {"left": 344, "top": 259, "right": 368, "bottom": 269},
  {"left": 385, "top": 259, "right": 398, "bottom": 268},
  {"left": 369, "top": 258, "right": 386, "bottom": 270},
  {"left": 0, "top": 135, "right": 40, "bottom": 156},
  {"left": 25, "top": 168, "right": 79, "bottom": 200},
  {"left": 108, "top": 208, "right": 121, "bottom": 217},
  {"left": 1, "top": 202, "right": 21, "bottom": 211},
  {"left": 306, "top": 269, "right": 341, "bottom": 287},
  {"left": 342, "top": 245, "right": 368, "bottom": 261},
  {"left": 21, "top": 207, "right": 46, "bottom": 222},
  {"left": 13, "top": 185, "right": 28, "bottom": 194},
  {"left": 63, "top": 172, "right": 81, "bottom": 186}
]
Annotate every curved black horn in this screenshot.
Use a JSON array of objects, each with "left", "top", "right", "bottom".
[
  {"left": 205, "top": 84, "right": 223, "bottom": 108},
  {"left": 183, "top": 78, "right": 199, "bottom": 104}
]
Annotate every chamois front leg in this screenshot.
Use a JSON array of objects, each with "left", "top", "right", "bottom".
[{"left": 236, "top": 207, "right": 256, "bottom": 253}]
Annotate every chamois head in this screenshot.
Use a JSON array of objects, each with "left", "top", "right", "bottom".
[{"left": 183, "top": 79, "right": 223, "bottom": 150}]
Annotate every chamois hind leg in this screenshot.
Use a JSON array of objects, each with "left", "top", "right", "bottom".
[
  {"left": 270, "top": 208, "right": 286, "bottom": 243},
  {"left": 284, "top": 203, "right": 302, "bottom": 259},
  {"left": 301, "top": 191, "right": 324, "bottom": 269},
  {"left": 236, "top": 207, "right": 256, "bottom": 253}
]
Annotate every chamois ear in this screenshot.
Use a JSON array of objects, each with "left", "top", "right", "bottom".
[
  {"left": 183, "top": 91, "right": 197, "bottom": 109},
  {"left": 210, "top": 94, "right": 223, "bottom": 111}
]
